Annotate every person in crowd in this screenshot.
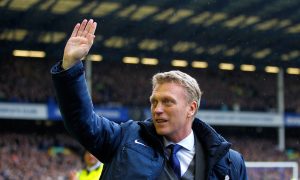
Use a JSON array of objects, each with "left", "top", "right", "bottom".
[
  {"left": 51, "top": 19, "right": 247, "bottom": 179},
  {"left": 69, "top": 151, "right": 104, "bottom": 180}
]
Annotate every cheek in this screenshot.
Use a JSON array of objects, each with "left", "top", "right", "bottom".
[
  {"left": 173, "top": 108, "right": 190, "bottom": 124},
  {"left": 173, "top": 107, "right": 187, "bottom": 116}
]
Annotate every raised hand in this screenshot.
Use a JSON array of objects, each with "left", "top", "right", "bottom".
[{"left": 62, "top": 19, "right": 97, "bottom": 69}]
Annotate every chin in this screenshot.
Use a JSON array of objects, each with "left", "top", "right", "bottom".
[{"left": 155, "top": 127, "right": 169, "bottom": 136}]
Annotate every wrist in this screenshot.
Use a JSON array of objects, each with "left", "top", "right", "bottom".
[
  {"left": 62, "top": 57, "right": 77, "bottom": 70},
  {"left": 62, "top": 60, "right": 71, "bottom": 70}
]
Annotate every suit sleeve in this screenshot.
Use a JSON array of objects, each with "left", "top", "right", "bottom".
[{"left": 51, "top": 61, "right": 121, "bottom": 162}]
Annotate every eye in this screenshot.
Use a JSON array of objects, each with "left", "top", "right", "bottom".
[
  {"left": 162, "top": 99, "right": 173, "bottom": 106},
  {"left": 150, "top": 99, "right": 157, "bottom": 106}
]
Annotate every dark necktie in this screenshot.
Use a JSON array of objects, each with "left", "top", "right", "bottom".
[{"left": 168, "top": 144, "right": 182, "bottom": 179}]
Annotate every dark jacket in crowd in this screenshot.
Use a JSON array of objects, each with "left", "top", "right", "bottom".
[{"left": 51, "top": 61, "right": 247, "bottom": 180}]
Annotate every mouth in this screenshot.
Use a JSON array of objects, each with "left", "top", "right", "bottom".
[{"left": 155, "top": 119, "right": 168, "bottom": 124}]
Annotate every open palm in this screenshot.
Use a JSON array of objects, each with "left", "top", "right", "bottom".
[{"left": 63, "top": 19, "right": 97, "bottom": 69}]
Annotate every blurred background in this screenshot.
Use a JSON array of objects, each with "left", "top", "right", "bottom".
[{"left": 0, "top": 0, "right": 300, "bottom": 179}]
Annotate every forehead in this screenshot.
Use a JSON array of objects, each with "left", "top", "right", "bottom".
[{"left": 151, "top": 82, "right": 187, "bottom": 98}]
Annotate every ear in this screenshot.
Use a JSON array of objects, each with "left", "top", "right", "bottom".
[{"left": 187, "top": 101, "right": 197, "bottom": 118}]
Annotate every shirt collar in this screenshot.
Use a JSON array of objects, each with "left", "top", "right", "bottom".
[
  {"left": 87, "top": 161, "right": 101, "bottom": 172},
  {"left": 163, "top": 130, "right": 194, "bottom": 151}
]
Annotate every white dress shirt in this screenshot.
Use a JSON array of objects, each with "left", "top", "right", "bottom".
[{"left": 163, "top": 130, "right": 195, "bottom": 176}]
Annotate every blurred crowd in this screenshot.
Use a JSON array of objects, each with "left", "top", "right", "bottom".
[
  {"left": 230, "top": 135, "right": 300, "bottom": 180},
  {"left": 0, "top": 130, "right": 299, "bottom": 179},
  {"left": 0, "top": 59, "right": 300, "bottom": 113},
  {"left": 0, "top": 59, "right": 52, "bottom": 103},
  {"left": 0, "top": 132, "right": 83, "bottom": 180}
]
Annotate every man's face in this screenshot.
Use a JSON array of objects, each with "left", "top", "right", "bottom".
[
  {"left": 150, "top": 82, "right": 196, "bottom": 142},
  {"left": 84, "top": 152, "right": 98, "bottom": 167}
]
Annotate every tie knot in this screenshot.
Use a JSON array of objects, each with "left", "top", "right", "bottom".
[{"left": 168, "top": 144, "right": 182, "bottom": 154}]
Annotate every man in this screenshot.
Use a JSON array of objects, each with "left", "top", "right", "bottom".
[
  {"left": 51, "top": 19, "right": 247, "bottom": 179},
  {"left": 69, "top": 151, "right": 104, "bottom": 180}
]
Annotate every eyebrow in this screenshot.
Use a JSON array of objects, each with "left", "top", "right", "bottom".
[
  {"left": 149, "top": 95, "right": 155, "bottom": 102},
  {"left": 149, "top": 94, "right": 175, "bottom": 102}
]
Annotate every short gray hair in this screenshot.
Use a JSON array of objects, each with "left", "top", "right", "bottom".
[{"left": 152, "top": 70, "right": 202, "bottom": 109}]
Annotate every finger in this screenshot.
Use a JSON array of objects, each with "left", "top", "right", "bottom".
[
  {"left": 82, "top": 19, "right": 94, "bottom": 37},
  {"left": 87, "top": 22, "right": 97, "bottom": 45},
  {"left": 70, "top": 23, "right": 80, "bottom": 37},
  {"left": 87, "top": 34, "right": 95, "bottom": 47},
  {"left": 77, "top": 19, "right": 88, "bottom": 36},
  {"left": 88, "top": 22, "right": 97, "bottom": 36}
]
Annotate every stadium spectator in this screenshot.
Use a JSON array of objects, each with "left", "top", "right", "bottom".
[{"left": 69, "top": 151, "right": 104, "bottom": 180}]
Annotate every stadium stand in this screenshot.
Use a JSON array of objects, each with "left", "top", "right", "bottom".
[
  {"left": 0, "top": 121, "right": 84, "bottom": 179},
  {"left": 1, "top": 59, "right": 299, "bottom": 113}
]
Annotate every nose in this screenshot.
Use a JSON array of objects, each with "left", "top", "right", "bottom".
[{"left": 153, "top": 102, "right": 163, "bottom": 114}]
